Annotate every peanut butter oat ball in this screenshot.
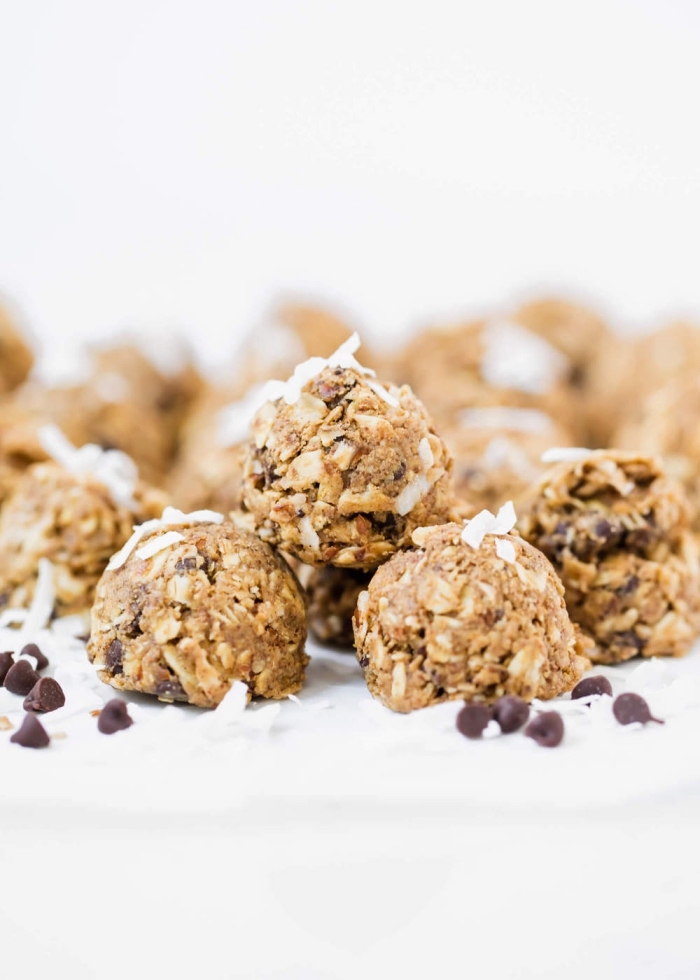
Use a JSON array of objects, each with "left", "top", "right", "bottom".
[
  {"left": 353, "top": 521, "right": 589, "bottom": 713},
  {"left": 614, "top": 373, "right": 700, "bottom": 527},
  {"left": 391, "top": 318, "right": 581, "bottom": 438},
  {"left": 0, "top": 461, "right": 164, "bottom": 616},
  {"left": 443, "top": 407, "right": 573, "bottom": 514},
  {"left": 513, "top": 297, "right": 610, "bottom": 381},
  {"left": 88, "top": 521, "right": 308, "bottom": 708},
  {"left": 297, "top": 564, "right": 371, "bottom": 648},
  {"left": 517, "top": 450, "right": 700, "bottom": 664},
  {"left": 241, "top": 362, "right": 454, "bottom": 569},
  {"left": 0, "top": 301, "right": 34, "bottom": 394}
]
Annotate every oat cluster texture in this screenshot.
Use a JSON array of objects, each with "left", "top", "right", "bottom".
[{"left": 0, "top": 295, "right": 699, "bottom": 715}]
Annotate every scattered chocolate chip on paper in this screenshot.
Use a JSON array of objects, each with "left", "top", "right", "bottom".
[
  {"left": 19, "top": 643, "right": 49, "bottom": 671},
  {"left": 613, "top": 692, "right": 663, "bottom": 726},
  {"left": 10, "top": 714, "right": 50, "bottom": 749},
  {"left": 456, "top": 703, "right": 493, "bottom": 739},
  {"left": 4, "top": 660, "right": 40, "bottom": 696},
  {"left": 97, "top": 699, "right": 134, "bottom": 734},
  {"left": 571, "top": 675, "right": 613, "bottom": 700},
  {"left": 23, "top": 677, "right": 66, "bottom": 713},
  {"left": 525, "top": 711, "right": 564, "bottom": 748},
  {"left": 492, "top": 695, "right": 529, "bottom": 733}
]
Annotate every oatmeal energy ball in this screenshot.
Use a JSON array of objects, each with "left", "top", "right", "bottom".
[
  {"left": 0, "top": 431, "right": 165, "bottom": 616},
  {"left": 88, "top": 515, "right": 308, "bottom": 708},
  {"left": 0, "top": 300, "right": 34, "bottom": 394},
  {"left": 353, "top": 511, "right": 589, "bottom": 713},
  {"left": 297, "top": 564, "right": 372, "bottom": 648},
  {"left": 241, "top": 334, "right": 454, "bottom": 568},
  {"left": 517, "top": 450, "right": 700, "bottom": 664},
  {"left": 444, "top": 406, "right": 573, "bottom": 515}
]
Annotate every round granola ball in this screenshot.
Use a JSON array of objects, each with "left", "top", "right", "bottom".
[
  {"left": 0, "top": 301, "right": 34, "bottom": 394},
  {"left": 443, "top": 407, "right": 573, "bottom": 514},
  {"left": 88, "top": 521, "right": 308, "bottom": 708},
  {"left": 241, "top": 366, "right": 454, "bottom": 568},
  {"left": 517, "top": 450, "right": 700, "bottom": 663},
  {"left": 614, "top": 373, "right": 700, "bottom": 527},
  {"left": 297, "top": 564, "right": 371, "bottom": 648},
  {"left": 0, "top": 462, "right": 165, "bottom": 616},
  {"left": 513, "top": 297, "right": 610, "bottom": 382},
  {"left": 353, "top": 523, "right": 589, "bottom": 713},
  {"left": 391, "top": 318, "right": 580, "bottom": 435}
]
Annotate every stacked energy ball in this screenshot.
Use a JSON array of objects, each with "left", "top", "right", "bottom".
[{"left": 0, "top": 292, "right": 699, "bottom": 716}]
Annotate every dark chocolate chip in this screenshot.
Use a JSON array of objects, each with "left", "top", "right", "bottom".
[
  {"left": 19, "top": 643, "right": 49, "bottom": 671},
  {"left": 175, "top": 557, "right": 197, "bottom": 572},
  {"left": 105, "top": 638, "right": 124, "bottom": 675},
  {"left": 154, "top": 679, "right": 186, "bottom": 700},
  {"left": 456, "top": 703, "right": 493, "bottom": 740},
  {"left": 358, "top": 655, "right": 369, "bottom": 668},
  {"left": 571, "top": 675, "right": 613, "bottom": 700},
  {"left": 0, "top": 651, "right": 13, "bottom": 685},
  {"left": 4, "top": 660, "right": 40, "bottom": 696},
  {"left": 525, "top": 711, "right": 564, "bottom": 748},
  {"left": 97, "top": 699, "right": 134, "bottom": 734},
  {"left": 492, "top": 695, "right": 530, "bottom": 733},
  {"left": 392, "top": 461, "right": 407, "bottom": 481},
  {"left": 613, "top": 692, "right": 664, "bottom": 726},
  {"left": 23, "top": 677, "right": 66, "bottom": 713},
  {"left": 10, "top": 714, "right": 50, "bottom": 749}
]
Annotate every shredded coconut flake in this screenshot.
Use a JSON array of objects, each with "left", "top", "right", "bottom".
[
  {"left": 481, "top": 321, "right": 569, "bottom": 395},
  {"left": 462, "top": 501, "right": 517, "bottom": 549},
  {"left": 458, "top": 406, "right": 555, "bottom": 435},
  {"left": 366, "top": 379, "right": 400, "bottom": 408},
  {"left": 107, "top": 506, "right": 224, "bottom": 570},
  {"left": 541, "top": 446, "right": 594, "bottom": 464},
  {"left": 19, "top": 558, "right": 56, "bottom": 640},
  {"left": 273, "top": 332, "right": 376, "bottom": 405},
  {"left": 495, "top": 538, "right": 516, "bottom": 563},
  {"left": 135, "top": 530, "right": 186, "bottom": 560},
  {"left": 216, "top": 382, "right": 287, "bottom": 447},
  {"left": 299, "top": 515, "right": 321, "bottom": 550},
  {"left": 39, "top": 424, "right": 138, "bottom": 509},
  {"left": 418, "top": 437, "right": 434, "bottom": 470},
  {"left": 396, "top": 474, "right": 430, "bottom": 516}
]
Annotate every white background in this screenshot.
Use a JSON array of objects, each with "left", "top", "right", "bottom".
[
  {"left": 2, "top": 4, "right": 700, "bottom": 978},
  {"left": 1, "top": 0, "right": 700, "bottom": 366}
]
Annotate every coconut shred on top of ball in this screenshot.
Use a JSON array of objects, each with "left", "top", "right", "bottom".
[{"left": 240, "top": 334, "right": 454, "bottom": 569}]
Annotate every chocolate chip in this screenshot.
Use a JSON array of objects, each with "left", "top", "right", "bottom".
[
  {"left": 456, "top": 703, "right": 493, "bottom": 739},
  {"left": 4, "top": 659, "right": 40, "bottom": 696},
  {"left": 613, "top": 692, "right": 664, "bottom": 726},
  {"left": 571, "top": 675, "right": 613, "bottom": 700},
  {"left": 358, "top": 655, "right": 369, "bottom": 668},
  {"left": 525, "top": 711, "right": 564, "bottom": 747},
  {"left": 97, "top": 699, "right": 134, "bottom": 734},
  {"left": 492, "top": 695, "right": 530, "bottom": 733},
  {"left": 105, "top": 638, "right": 124, "bottom": 675},
  {"left": 175, "top": 557, "right": 197, "bottom": 572},
  {"left": 10, "top": 714, "right": 50, "bottom": 749},
  {"left": 23, "top": 677, "right": 66, "bottom": 713},
  {"left": 19, "top": 643, "right": 49, "bottom": 670},
  {"left": 154, "top": 678, "right": 186, "bottom": 700},
  {"left": 0, "top": 651, "right": 13, "bottom": 685}
]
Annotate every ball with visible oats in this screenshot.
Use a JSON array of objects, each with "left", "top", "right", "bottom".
[
  {"left": 0, "top": 301, "right": 34, "bottom": 394},
  {"left": 0, "top": 460, "right": 165, "bottom": 617},
  {"left": 390, "top": 318, "right": 580, "bottom": 436},
  {"left": 517, "top": 450, "right": 700, "bottom": 664},
  {"left": 614, "top": 373, "right": 700, "bottom": 527},
  {"left": 88, "top": 520, "right": 308, "bottom": 708},
  {"left": 241, "top": 340, "right": 454, "bottom": 569},
  {"left": 353, "top": 520, "right": 589, "bottom": 713},
  {"left": 297, "top": 564, "right": 372, "bottom": 648},
  {"left": 443, "top": 406, "right": 574, "bottom": 515}
]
